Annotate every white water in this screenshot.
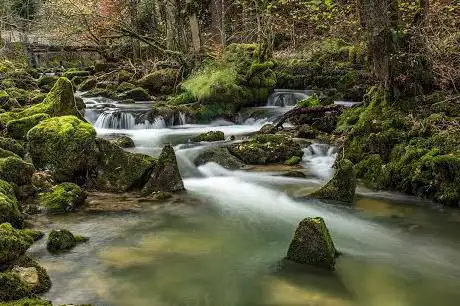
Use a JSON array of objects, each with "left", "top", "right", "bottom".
[
  {"left": 302, "top": 143, "right": 337, "bottom": 179},
  {"left": 267, "top": 90, "right": 311, "bottom": 107},
  {"left": 94, "top": 110, "right": 167, "bottom": 130}
]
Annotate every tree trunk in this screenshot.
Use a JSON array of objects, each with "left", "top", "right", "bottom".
[
  {"left": 186, "top": 0, "right": 201, "bottom": 57},
  {"left": 165, "top": 0, "right": 177, "bottom": 50}
]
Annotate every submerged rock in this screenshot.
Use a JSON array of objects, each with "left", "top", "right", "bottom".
[
  {"left": 46, "top": 229, "right": 88, "bottom": 254},
  {"left": 27, "top": 116, "right": 97, "bottom": 183},
  {"left": 195, "top": 146, "right": 245, "bottom": 170},
  {"left": 228, "top": 134, "right": 303, "bottom": 165},
  {"left": 142, "top": 145, "right": 185, "bottom": 195},
  {"left": 286, "top": 217, "right": 338, "bottom": 271},
  {"left": 93, "top": 139, "right": 156, "bottom": 192},
  {"left": 39, "top": 183, "right": 87, "bottom": 213},
  {"left": 309, "top": 159, "right": 357, "bottom": 203},
  {"left": 191, "top": 131, "right": 225, "bottom": 142},
  {"left": 113, "top": 135, "right": 135, "bottom": 148}
]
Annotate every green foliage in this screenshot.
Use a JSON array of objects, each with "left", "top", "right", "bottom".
[{"left": 297, "top": 96, "right": 320, "bottom": 108}]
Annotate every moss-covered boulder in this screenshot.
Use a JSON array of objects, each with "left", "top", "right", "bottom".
[
  {"left": 37, "top": 76, "right": 58, "bottom": 92},
  {"left": 7, "top": 255, "right": 51, "bottom": 295},
  {"left": 27, "top": 116, "right": 97, "bottom": 183},
  {"left": 46, "top": 229, "right": 88, "bottom": 254},
  {"left": 6, "top": 114, "right": 50, "bottom": 140},
  {"left": 142, "top": 145, "right": 185, "bottom": 195},
  {"left": 118, "top": 70, "right": 133, "bottom": 83},
  {"left": 119, "top": 87, "right": 151, "bottom": 101},
  {"left": 93, "top": 139, "right": 156, "bottom": 192},
  {"left": 4, "top": 88, "right": 29, "bottom": 106},
  {"left": 195, "top": 147, "right": 246, "bottom": 170},
  {"left": 309, "top": 159, "right": 357, "bottom": 203},
  {"left": 39, "top": 183, "right": 86, "bottom": 213},
  {"left": 113, "top": 136, "right": 135, "bottom": 148},
  {"left": 0, "top": 78, "right": 83, "bottom": 127},
  {"left": 138, "top": 69, "right": 178, "bottom": 95},
  {"left": 78, "top": 77, "right": 97, "bottom": 92},
  {"left": 0, "top": 272, "right": 31, "bottom": 302},
  {"left": 0, "top": 157, "right": 35, "bottom": 186},
  {"left": 0, "top": 149, "right": 19, "bottom": 159},
  {"left": 0, "top": 138, "right": 24, "bottom": 157},
  {"left": 286, "top": 217, "right": 338, "bottom": 271},
  {"left": 191, "top": 131, "right": 225, "bottom": 142},
  {"left": 63, "top": 70, "right": 89, "bottom": 80},
  {"left": 0, "top": 223, "right": 33, "bottom": 266},
  {"left": 116, "top": 82, "right": 136, "bottom": 93},
  {"left": 0, "top": 180, "right": 24, "bottom": 228},
  {"left": 228, "top": 134, "right": 303, "bottom": 165}
]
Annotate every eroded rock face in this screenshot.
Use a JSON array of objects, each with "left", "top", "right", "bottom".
[
  {"left": 93, "top": 139, "right": 156, "bottom": 192},
  {"left": 142, "top": 145, "right": 185, "bottom": 195},
  {"left": 286, "top": 217, "right": 338, "bottom": 271},
  {"left": 309, "top": 159, "right": 357, "bottom": 203},
  {"left": 228, "top": 134, "right": 303, "bottom": 165},
  {"left": 195, "top": 146, "right": 245, "bottom": 170}
]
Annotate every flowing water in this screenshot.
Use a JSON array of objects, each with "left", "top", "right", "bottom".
[{"left": 30, "top": 95, "right": 460, "bottom": 306}]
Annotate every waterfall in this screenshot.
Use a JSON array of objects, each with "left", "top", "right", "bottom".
[
  {"left": 94, "top": 110, "right": 166, "bottom": 130},
  {"left": 178, "top": 112, "right": 188, "bottom": 125},
  {"left": 302, "top": 144, "right": 337, "bottom": 180}
]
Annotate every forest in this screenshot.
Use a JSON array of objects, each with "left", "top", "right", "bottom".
[{"left": 0, "top": 0, "right": 459, "bottom": 305}]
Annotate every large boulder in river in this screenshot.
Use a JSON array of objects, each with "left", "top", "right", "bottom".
[
  {"left": 228, "top": 134, "right": 302, "bottom": 165},
  {"left": 93, "top": 138, "right": 156, "bottom": 192},
  {"left": 0, "top": 77, "right": 84, "bottom": 127},
  {"left": 39, "top": 183, "right": 87, "bottom": 213},
  {"left": 0, "top": 180, "right": 24, "bottom": 228},
  {"left": 195, "top": 146, "right": 245, "bottom": 170},
  {"left": 27, "top": 116, "right": 97, "bottom": 183},
  {"left": 309, "top": 159, "right": 357, "bottom": 203},
  {"left": 286, "top": 217, "right": 338, "bottom": 271},
  {"left": 142, "top": 145, "right": 185, "bottom": 195}
]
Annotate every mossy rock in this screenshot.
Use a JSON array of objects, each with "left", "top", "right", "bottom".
[
  {"left": 63, "top": 70, "right": 89, "bottom": 80},
  {"left": 81, "top": 88, "right": 117, "bottom": 99},
  {"left": 286, "top": 217, "right": 338, "bottom": 271},
  {"left": 0, "top": 180, "right": 24, "bottom": 228},
  {"left": 27, "top": 116, "right": 97, "bottom": 183},
  {"left": 8, "top": 255, "right": 51, "bottom": 294},
  {"left": 194, "top": 147, "right": 245, "bottom": 170},
  {"left": 118, "top": 70, "right": 133, "bottom": 83},
  {"left": 0, "top": 223, "right": 33, "bottom": 266},
  {"left": 0, "top": 272, "right": 31, "bottom": 302},
  {"left": 0, "top": 298, "right": 52, "bottom": 305},
  {"left": 294, "top": 125, "right": 317, "bottom": 139},
  {"left": 228, "top": 134, "right": 303, "bottom": 165},
  {"left": 6, "top": 113, "right": 50, "bottom": 140},
  {"left": 119, "top": 87, "right": 151, "bottom": 101},
  {"left": 138, "top": 69, "right": 178, "bottom": 95},
  {"left": 285, "top": 156, "right": 301, "bottom": 166},
  {"left": 37, "top": 76, "right": 58, "bottom": 92},
  {"left": 309, "top": 159, "right": 357, "bottom": 203},
  {"left": 0, "top": 78, "right": 83, "bottom": 127},
  {"left": 39, "top": 183, "right": 86, "bottom": 213},
  {"left": 31, "top": 172, "right": 54, "bottom": 192},
  {"left": 0, "top": 157, "right": 35, "bottom": 186},
  {"left": 46, "top": 229, "right": 88, "bottom": 254},
  {"left": 20, "top": 230, "right": 44, "bottom": 242},
  {"left": 93, "top": 139, "right": 156, "bottom": 192},
  {"left": 190, "top": 131, "right": 225, "bottom": 142},
  {"left": 116, "top": 82, "right": 136, "bottom": 93},
  {"left": 78, "top": 77, "right": 97, "bottom": 92},
  {"left": 5, "top": 88, "right": 29, "bottom": 106},
  {"left": 0, "top": 149, "right": 19, "bottom": 159},
  {"left": 142, "top": 145, "right": 185, "bottom": 195},
  {"left": 113, "top": 136, "right": 135, "bottom": 148}
]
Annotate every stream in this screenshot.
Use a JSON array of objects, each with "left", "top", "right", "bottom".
[{"left": 28, "top": 92, "right": 460, "bottom": 306}]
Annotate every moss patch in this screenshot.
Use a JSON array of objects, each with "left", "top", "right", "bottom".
[
  {"left": 39, "top": 183, "right": 86, "bottom": 213},
  {"left": 46, "top": 229, "right": 88, "bottom": 254}
]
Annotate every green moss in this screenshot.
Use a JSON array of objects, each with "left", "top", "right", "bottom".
[
  {"left": 285, "top": 156, "right": 301, "bottom": 166},
  {"left": 6, "top": 113, "right": 50, "bottom": 140},
  {"left": 309, "top": 159, "right": 357, "bottom": 203},
  {"left": 20, "top": 230, "right": 44, "bottom": 242},
  {"left": 118, "top": 70, "right": 133, "bottom": 83},
  {"left": 194, "top": 102, "right": 236, "bottom": 123},
  {"left": 39, "top": 183, "right": 86, "bottom": 213},
  {"left": 138, "top": 69, "right": 177, "bottom": 95},
  {"left": 355, "top": 154, "right": 385, "bottom": 189},
  {"left": 191, "top": 131, "right": 225, "bottom": 142},
  {"left": 0, "top": 180, "right": 24, "bottom": 228},
  {"left": 297, "top": 96, "right": 321, "bottom": 108},
  {"left": 46, "top": 229, "right": 88, "bottom": 253},
  {"left": 286, "top": 217, "right": 337, "bottom": 271},
  {"left": 8, "top": 255, "right": 51, "bottom": 295},
  {"left": 120, "top": 87, "right": 151, "bottom": 101},
  {"left": 0, "top": 138, "right": 25, "bottom": 157},
  {"left": 0, "top": 149, "right": 19, "bottom": 159},
  {"left": 0, "top": 272, "right": 30, "bottom": 302},
  {"left": 78, "top": 77, "right": 97, "bottom": 92},
  {"left": 63, "top": 70, "right": 89, "bottom": 80},
  {"left": 168, "top": 91, "right": 197, "bottom": 105},
  {"left": 5, "top": 88, "right": 29, "bottom": 106},
  {"left": 0, "top": 298, "right": 52, "bottom": 305},
  {"left": 113, "top": 136, "right": 135, "bottom": 148},
  {"left": 0, "top": 223, "right": 33, "bottom": 266},
  {"left": 27, "top": 116, "right": 97, "bottom": 183},
  {"left": 37, "top": 76, "right": 58, "bottom": 92},
  {"left": 94, "top": 139, "right": 156, "bottom": 192},
  {"left": 116, "top": 82, "right": 136, "bottom": 93},
  {"left": 0, "top": 157, "right": 35, "bottom": 186},
  {"left": 228, "top": 134, "right": 303, "bottom": 165}
]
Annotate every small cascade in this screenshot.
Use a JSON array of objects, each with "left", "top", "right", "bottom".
[
  {"left": 267, "top": 89, "right": 311, "bottom": 107},
  {"left": 302, "top": 143, "right": 337, "bottom": 180},
  {"left": 178, "top": 112, "right": 188, "bottom": 125},
  {"left": 94, "top": 110, "right": 166, "bottom": 130}
]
